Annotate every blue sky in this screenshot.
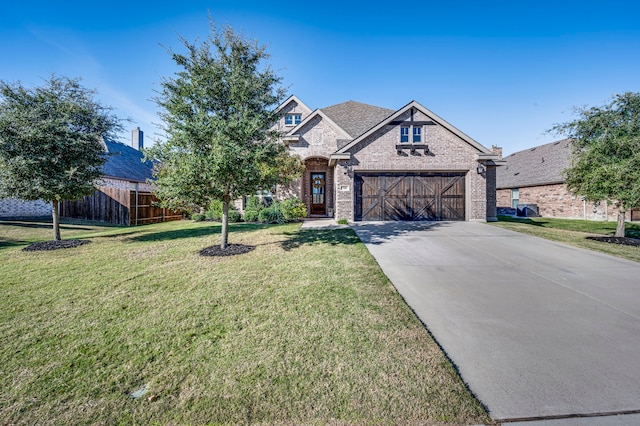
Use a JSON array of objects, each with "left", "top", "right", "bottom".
[{"left": 2, "top": 1, "right": 639, "bottom": 155}]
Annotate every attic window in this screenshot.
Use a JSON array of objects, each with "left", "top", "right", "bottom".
[
  {"left": 400, "top": 125, "right": 422, "bottom": 143},
  {"left": 413, "top": 126, "right": 422, "bottom": 142},
  {"left": 400, "top": 126, "right": 409, "bottom": 143},
  {"left": 285, "top": 113, "right": 301, "bottom": 126}
]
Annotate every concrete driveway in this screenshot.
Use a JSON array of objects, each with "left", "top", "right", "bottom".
[{"left": 352, "top": 221, "right": 640, "bottom": 424}]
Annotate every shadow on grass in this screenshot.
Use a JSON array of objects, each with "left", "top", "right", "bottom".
[
  {"left": 128, "top": 222, "right": 270, "bottom": 243},
  {"left": 496, "top": 215, "right": 548, "bottom": 226},
  {"left": 0, "top": 220, "right": 94, "bottom": 231},
  {"left": 280, "top": 228, "right": 361, "bottom": 251},
  {"left": 350, "top": 221, "right": 450, "bottom": 245},
  {"left": 625, "top": 225, "right": 640, "bottom": 239},
  {"left": 0, "top": 239, "right": 27, "bottom": 250},
  {"left": 282, "top": 221, "right": 454, "bottom": 250}
]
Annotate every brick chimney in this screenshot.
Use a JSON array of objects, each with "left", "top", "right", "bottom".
[
  {"left": 132, "top": 127, "right": 144, "bottom": 150},
  {"left": 491, "top": 145, "right": 502, "bottom": 159}
]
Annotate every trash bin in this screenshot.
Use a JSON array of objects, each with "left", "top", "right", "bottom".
[{"left": 517, "top": 204, "right": 539, "bottom": 217}]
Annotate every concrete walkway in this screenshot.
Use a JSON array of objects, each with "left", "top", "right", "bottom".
[
  {"left": 300, "top": 218, "right": 349, "bottom": 230},
  {"left": 351, "top": 221, "right": 640, "bottom": 424}
]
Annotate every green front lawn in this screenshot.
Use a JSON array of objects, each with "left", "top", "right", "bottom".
[
  {"left": 492, "top": 215, "right": 640, "bottom": 263},
  {"left": 0, "top": 219, "right": 488, "bottom": 425}
]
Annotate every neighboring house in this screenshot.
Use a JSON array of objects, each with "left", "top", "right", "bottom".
[
  {"left": 0, "top": 198, "right": 50, "bottom": 218},
  {"left": 60, "top": 128, "right": 181, "bottom": 226},
  {"left": 274, "top": 95, "right": 502, "bottom": 222},
  {"left": 496, "top": 139, "right": 639, "bottom": 221}
]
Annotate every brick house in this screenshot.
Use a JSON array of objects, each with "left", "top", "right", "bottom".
[
  {"left": 274, "top": 96, "right": 501, "bottom": 222},
  {"left": 496, "top": 138, "right": 639, "bottom": 221}
]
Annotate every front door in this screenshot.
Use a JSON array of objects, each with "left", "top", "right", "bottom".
[{"left": 310, "top": 172, "right": 326, "bottom": 215}]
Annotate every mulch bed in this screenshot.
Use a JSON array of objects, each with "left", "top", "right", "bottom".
[
  {"left": 585, "top": 236, "right": 640, "bottom": 247},
  {"left": 199, "top": 244, "right": 255, "bottom": 257},
  {"left": 22, "top": 240, "right": 91, "bottom": 252}
]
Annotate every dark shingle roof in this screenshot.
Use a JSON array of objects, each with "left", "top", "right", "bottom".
[
  {"left": 320, "top": 100, "right": 394, "bottom": 139},
  {"left": 496, "top": 139, "right": 572, "bottom": 189},
  {"left": 102, "top": 139, "right": 153, "bottom": 182}
]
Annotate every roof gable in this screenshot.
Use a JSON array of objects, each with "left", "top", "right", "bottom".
[
  {"left": 337, "top": 100, "right": 492, "bottom": 155},
  {"left": 275, "top": 94, "right": 313, "bottom": 116},
  {"left": 496, "top": 139, "right": 572, "bottom": 189},
  {"left": 320, "top": 101, "right": 394, "bottom": 140},
  {"left": 285, "top": 108, "right": 352, "bottom": 140},
  {"left": 102, "top": 138, "right": 154, "bottom": 182}
]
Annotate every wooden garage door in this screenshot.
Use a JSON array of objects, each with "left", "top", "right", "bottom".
[{"left": 354, "top": 172, "right": 465, "bottom": 221}]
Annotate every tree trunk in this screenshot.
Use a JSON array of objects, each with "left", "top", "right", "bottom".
[
  {"left": 52, "top": 199, "right": 61, "bottom": 241},
  {"left": 220, "top": 198, "right": 229, "bottom": 250},
  {"left": 616, "top": 208, "right": 626, "bottom": 238}
]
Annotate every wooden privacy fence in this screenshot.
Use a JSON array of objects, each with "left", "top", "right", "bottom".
[
  {"left": 130, "top": 191, "right": 182, "bottom": 225},
  {"left": 60, "top": 187, "right": 182, "bottom": 226}
]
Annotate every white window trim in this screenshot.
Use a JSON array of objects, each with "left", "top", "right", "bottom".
[
  {"left": 285, "top": 113, "right": 301, "bottom": 126},
  {"left": 511, "top": 188, "right": 520, "bottom": 209}
]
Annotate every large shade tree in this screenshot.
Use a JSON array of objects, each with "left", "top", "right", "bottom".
[
  {"left": 147, "top": 23, "right": 301, "bottom": 249},
  {"left": 552, "top": 92, "right": 640, "bottom": 237},
  {"left": 0, "top": 75, "right": 122, "bottom": 241}
]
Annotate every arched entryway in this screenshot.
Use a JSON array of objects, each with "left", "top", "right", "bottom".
[{"left": 303, "top": 157, "right": 333, "bottom": 217}]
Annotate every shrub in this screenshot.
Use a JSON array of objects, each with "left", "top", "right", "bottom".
[
  {"left": 280, "top": 197, "right": 307, "bottom": 221},
  {"left": 205, "top": 200, "right": 242, "bottom": 222},
  {"left": 243, "top": 210, "right": 259, "bottom": 222},
  {"left": 246, "top": 195, "right": 267, "bottom": 211},
  {"left": 191, "top": 213, "right": 206, "bottom": 222},
  {"left": 258, "top": 204, "right": 285, "bottom": 224},
  {"left": 337, "top": 218, "right": 349, "bottom": 225}
]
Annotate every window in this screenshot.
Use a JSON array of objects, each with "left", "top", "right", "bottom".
[
  {"left": 511, "top": 188, "right": 519, "bottom": 209},
  {"left": 285, "top": 113, "right": 301, "bottom": 126},
  {"left": 400, "top": 126, "right": 409, "bottom": 143},
  {"left": 400, "top": 125, "right": 423, "bottom": 143},
  {"left": 413, "top": 126, "right": 422, "bottom": 142}
]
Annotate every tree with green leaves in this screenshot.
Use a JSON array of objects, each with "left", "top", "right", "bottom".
[
  {"left": 147, "top": 22, "right": 302, "bottom": 249},
  {"left": 552, "top": 92, "right": 640, "bottom": 237},
  {"left": 0, "top": 75, "right": 122, "bottom": 241}
]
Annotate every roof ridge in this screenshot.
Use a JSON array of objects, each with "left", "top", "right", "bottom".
[{"left": 505, "top": 138, "right": 573, "bottom": 158}]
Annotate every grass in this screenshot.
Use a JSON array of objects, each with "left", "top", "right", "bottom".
[
  {"left": 0, "top": 219, "right": 488, "bottom": 425},
  {"left": 491, "top": 215, "right": 640, "bottom": 263}
]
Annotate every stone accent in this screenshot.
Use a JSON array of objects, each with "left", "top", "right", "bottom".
[
  {"left": 288, "top": 115, "right": 341, "bottom": 158},
  {"left": 0, "top": 198, "right": 51, "bottom": 218},
  {"left": 497, "top": 183, "right": 622, "bottom": 221}
]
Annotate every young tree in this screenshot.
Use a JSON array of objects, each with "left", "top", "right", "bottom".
[
  {"left": 0, "top": 75, "right": 122, "bottom": 241},
  {"left": 552, "top": 92, "right": 640, "bottom": 237},
  {"left": 148, "top": 23, "right": 302, "bottom": 249}
]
